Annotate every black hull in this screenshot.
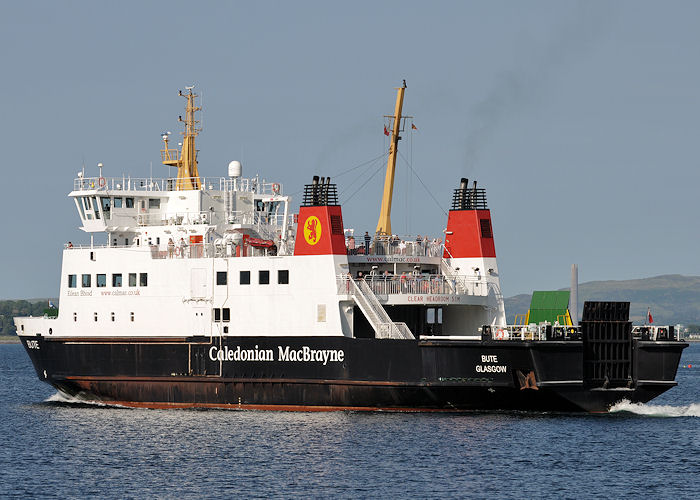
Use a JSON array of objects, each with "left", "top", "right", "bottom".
[{"left": 20, "top": 336, "right": 686, "bottom": 413}]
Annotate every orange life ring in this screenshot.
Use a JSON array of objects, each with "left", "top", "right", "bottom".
[
  {"left": 272, "top": 183, "right": 280, "bottom": 194},
  {"left": 496, "top": 329, "right": 505, "bottom": 340},
  {"left": 98, "top": 177, "right": 106, "bottom": 187}
]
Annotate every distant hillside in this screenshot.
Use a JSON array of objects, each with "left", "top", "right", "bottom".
[{"left": 504, "top": 274, "right": 700, "bottom": 325}]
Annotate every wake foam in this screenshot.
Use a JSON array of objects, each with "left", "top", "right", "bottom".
[
  {"left": 610, "top": 400, "right": 700, "bottom": 418},
  {"left": 44, "top": 391, "right": 123, "bottom": 408}
]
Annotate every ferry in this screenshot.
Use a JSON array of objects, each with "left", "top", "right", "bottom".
[{"left": 15, "top": 83, "right": 687, "bottom": 412}]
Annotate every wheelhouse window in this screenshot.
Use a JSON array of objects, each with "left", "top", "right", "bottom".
[
  {"left": 91, "top": 196, "right": 100, "bottom": 219},
  {"left": 101, "top": 197, "right": 111, "bottom": 219},
  {"left": 112, "top": 273, "right": 122, "bottom": 287},
  {"left": 278, "top": 270, "right": 289, "bottom": 285},
  {"left": 129, "top": 273, "right": 137, "bottom": 287},
  {"left": 216, "top": 271, "right": 227, "bottom": 285},
  {"left": 139, "top": 273, "right": 148, "bottom": 286},
  {"left": 148, "top": 198, "right": 161, "bottom": 209},
  {"left": 82, "top": 197, "right": 93, "bottom": 220},
  {"left": 125, "top": 197, "right": 134, "bottom": 208},
  {"left": 259, "top": 270, "right": 270, "bottom": 285},
  {"left": 113, "top": 197, "right": 123, "bottom": 208},
  {"left": 82, "top": 274, "right": 91, "bottom": 287},
  {"left": 76, "top": 198, "right": 85, "bottom": 220},
  {"left": 96, "top": 274, "right": 107, "bottom": 287},
  {"left": 68, "top": 274, "right": 77, "bottom": 288},
  {"left": 240, "top": 271, "right": 250, "bottom": 285}
]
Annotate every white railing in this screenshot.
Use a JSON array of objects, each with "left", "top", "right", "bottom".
[
  {"left": 136, "top": 211, "right": 212, "bottom": 226},
  {"left": 489, "top": 325, "right": 548, "bottom": 341},
  {"left": 486, "top": 281, "right": 507, "bottom": 324},
  {"left": 105, "top": 208, "right": 287, "bottom": 231},
  {"left": 441, "top": 257, "right": 466, "bottom": 293},
  {"left": 220, "top": 178, "right": 283, "bottom": 196},
  {"left": 74, "top": 176, "right": 284, "bottom": 195},
  {"left": 347, "top": 236, "right": 443, "bottom": 257},
  {"left": 151, "top": 241, "right": 290, "bottom": 259},
  {"left": 63, "top": 241, "right": 291, "bottom": 257},
  {"left": 337, "top": 274, "right": 488, "bottom": 297},
  {"left": 377, "top": 322, "right": 414, "bottom": 340},
  {"left": 487, "top": 324, "right": 681, "bottom": 342}
]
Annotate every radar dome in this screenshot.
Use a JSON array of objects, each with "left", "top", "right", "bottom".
[{"left": 228, "top": 160, "right": 242, "bottom": 178}]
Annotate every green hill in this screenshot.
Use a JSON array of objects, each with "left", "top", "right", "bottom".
[{"left": 504, "top": 274, "right": 700, "bottom": 325}]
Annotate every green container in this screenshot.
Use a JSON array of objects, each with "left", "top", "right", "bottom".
[{"left": 527, "top": 291, "right": 570, "bottom": 324}]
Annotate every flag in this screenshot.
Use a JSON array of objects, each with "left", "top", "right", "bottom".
[
  {"left": 412, "top": 123, "right": 418, "bottom": 130},
  {"left": 647, "top": 307, "right": 653, "bottom": 324},
  {"left": 383, "top": 125, "right": 390, "bottom": 136}
]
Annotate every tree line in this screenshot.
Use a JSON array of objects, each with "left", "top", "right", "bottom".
[{"left": 0, "top": 300, "right": 57, "bottom": 336}]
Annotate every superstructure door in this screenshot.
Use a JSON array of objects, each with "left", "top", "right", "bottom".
[
  {"left": 190, "top": 268, "right": 208, "bottom": 298},
  {"left": 189, "top": 306, "right": 208, "bottom": 336},
  {"left": 425, "top": 307, "right": 443, "bottom": 336}
]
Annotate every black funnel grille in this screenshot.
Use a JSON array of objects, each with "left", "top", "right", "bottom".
[
  {"left": 302, "top": 176, "right": 338, "bottom": 206},
  {"left": 451, "top": 188, "right": 487, "bottom": 210}
]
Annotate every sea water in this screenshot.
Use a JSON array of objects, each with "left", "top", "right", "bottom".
[{"left": 1, "top": 343, "right": 697, "bottom": 499}]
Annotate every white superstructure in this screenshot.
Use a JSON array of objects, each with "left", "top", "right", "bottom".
[{"left": 16, "top": 86, "right": 507, "bottom": 342}]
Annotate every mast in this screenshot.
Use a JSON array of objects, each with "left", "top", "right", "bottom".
[
  {"left": 375, "top": 81, "right": 407, "bottom": 235},
  {"left": 161, "top": 86, "right": 202, "bottom": 190}
]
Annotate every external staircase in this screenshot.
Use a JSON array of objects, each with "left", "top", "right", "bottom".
[{"left": 347, "top": 277, "right": 413, "bottom": 340}]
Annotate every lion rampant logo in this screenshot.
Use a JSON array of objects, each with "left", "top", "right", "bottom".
[{"left": 303, "top": 216, "right": 322, "bottom": 245}]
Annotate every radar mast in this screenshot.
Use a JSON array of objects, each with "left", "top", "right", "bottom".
[
  {"left": 376, "top": 81, "right": 408, "bottom": 235},
  {"left": 161, "top": 86, "right": 202, "bottom": 190}
]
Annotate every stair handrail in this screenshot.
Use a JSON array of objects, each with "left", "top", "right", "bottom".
[{"left": 344, "top": 276, "right": 414, "bottom": 340}]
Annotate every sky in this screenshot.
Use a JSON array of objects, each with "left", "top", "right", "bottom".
[{"left": 1, "top": 0, "right": 699, "bottom": 299}]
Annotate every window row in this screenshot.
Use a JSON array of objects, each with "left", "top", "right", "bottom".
[
  {"left": 78, "top": 195, "right": 161, "bottom": 221},
  {"left": 216, "top": 270, "right": 289, "bottom": 286},
  {"left": 213, "top": 308, "right": 231, "bottom": 322},
  {"left": 73, "top": 312, "right": 135, "bottom": 322},
  {"left": 68, "top": 273, "right": 148, "bottom": 288}
]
